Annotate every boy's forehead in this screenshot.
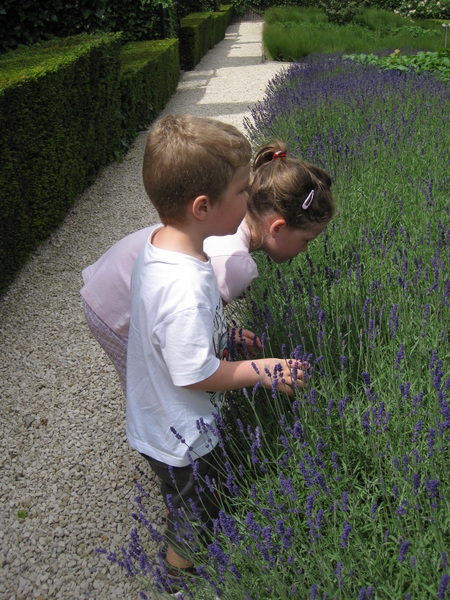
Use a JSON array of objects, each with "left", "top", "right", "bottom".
[{"left": 235, "top": 162, "right": 251, "bottom": 180}]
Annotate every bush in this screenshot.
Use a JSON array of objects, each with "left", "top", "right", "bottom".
[
  {"left": 0, "top": 33, "right": 122, "bottom": 295},
  {"left": 106, "top": 0, "right": 174, "bottom": 43},
  {"left": 0, "top": 0, "right": 105, "bottom": 53},
  {"left": 396, "top": 0, "right": 450, "bottom": 20},
  {"left": 179, "top": 6, "right": 232, "bottom": 70},
  {"left": 317, "top": 0, "right": 363, "bottom": 25},
  {"left": 119, "top": 38, "right": 179, "bottom": 147}
]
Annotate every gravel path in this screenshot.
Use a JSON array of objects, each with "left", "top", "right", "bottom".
[{"left": 0, "top": 22, "right": 285, "bottom": 600}]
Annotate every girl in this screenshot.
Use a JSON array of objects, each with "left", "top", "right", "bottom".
[{"left": 80, "top": 140, "right": 335, "bottom": 396}]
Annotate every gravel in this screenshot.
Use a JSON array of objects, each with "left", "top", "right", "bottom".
[{"left": 0, "top": 22, "right": 284, "bottom": 600}]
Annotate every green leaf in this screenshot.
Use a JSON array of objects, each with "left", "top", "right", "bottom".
[{"left": 18, "top": 510, "right": 27, "bottom": 519}]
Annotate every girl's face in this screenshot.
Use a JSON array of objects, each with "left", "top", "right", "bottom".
[{"left": 261, "top": 218, "right": 329, "bottom": 264}]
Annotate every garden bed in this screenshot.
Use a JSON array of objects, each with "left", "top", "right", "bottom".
[
  {"left": 105, "top": 52, "right": 450, "bottom": 599},
  {"left": 263, "top": 6, "right": 447, "bottom": 61}
]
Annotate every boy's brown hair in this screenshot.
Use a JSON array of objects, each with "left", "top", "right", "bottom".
[
  {"left": 247, "top": 140, "right": 335, "bottom": 234},
  {"left": 143, "top": 114, "right": 252, "bottom": 224}
]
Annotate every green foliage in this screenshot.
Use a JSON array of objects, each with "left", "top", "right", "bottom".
[
  {"left": 180, "top": 6, "right": 232, "bottom": 70},
  {"left": 264, "top": 6, "right": 445, "bottom": 61},
  {"left": 177, "top": 0, "right": 215, "bottom": 19},
  {"left": 396, "top": 0, "right": 450, "bottom": 20},
  {"left": 106, "top": 0, "right": 172, "bottom": 43},
  {"left": 365, "top": 0, "right": 399, "bottom": 9},
  {"left": 0, "top": 0, "right": 105, "bottom": 53},
  {"left": 344, "top": 48, "right": 450, "bottom": 82},
  {"left": 231, "top": 0, "right": 315, "bottom": 17},
  {"left": 0, "top": 33, "right": 122, "bottom": 295},
  {"left": 317, "top": 0, "right": 363, "bottom": 26},
  {"left": 119, "top": 39, "right": 179, "bottom": 148},
  {"left": 180, "top": 14, "right": 212, "bottom": 69}
]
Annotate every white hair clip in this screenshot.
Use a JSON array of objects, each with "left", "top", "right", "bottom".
[{"left": 302, "top": 189, "right": 314, "bottom": 210}]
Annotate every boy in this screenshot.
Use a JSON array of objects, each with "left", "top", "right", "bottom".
[{"left": 126, "top": 115, "right": 303, "bottom": 596}]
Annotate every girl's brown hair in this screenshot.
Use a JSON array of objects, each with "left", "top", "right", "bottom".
[{"left": 246, "top": 140, "right": 335, "bottom": 238}]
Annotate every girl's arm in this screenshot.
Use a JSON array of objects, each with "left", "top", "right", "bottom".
[{"left": 184, "top": 357, "right": 304, "bottom": 396}]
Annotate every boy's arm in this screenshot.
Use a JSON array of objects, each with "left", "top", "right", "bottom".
[{"left": 184, "top": 358, "right": 304, "bottom": 396}]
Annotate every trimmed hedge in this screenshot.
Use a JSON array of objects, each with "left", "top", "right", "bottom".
[
  {"left": 220, "top": 4, "right": 234, "bottom": 27},
  {"left": 180, "top": 5, "right": 233, "bottom": 70},
  {"left": 0, "top": 33, "right": 122, "bottom": 295},
  {"left": 180, "top": 13, "right": 213, "bottom": 69},
  {"left": 120, "top": 38, "right": 179, "bottom": 147}
]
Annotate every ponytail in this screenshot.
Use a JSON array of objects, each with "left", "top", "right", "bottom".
[{"left": 247, "top": 140, "right": 335, "bottom": 233}]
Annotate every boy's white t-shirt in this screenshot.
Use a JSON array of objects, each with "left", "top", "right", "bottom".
[
  {"left": 126, "top": 229, "right": 228, "bottom": 467},
  {"left": 80, "top": 220, "right": 258, "bottom": 335}
]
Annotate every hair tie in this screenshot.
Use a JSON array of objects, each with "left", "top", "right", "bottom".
[
  {"left": 302, "top": 189, "right": 314, "bottom": 210},
  {"left": 272, "top": 151, "right": 287, "bottom": 160}
]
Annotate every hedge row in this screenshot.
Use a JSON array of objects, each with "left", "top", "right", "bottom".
[
  {"left": 180, "top": 4, "right": 233, "bottom": 70},
  {"left": 0, "top": 33, "right": 179, "bottom": 294},
  {"left": 120, "top": 38, "right": 179, "bottom": 148}
]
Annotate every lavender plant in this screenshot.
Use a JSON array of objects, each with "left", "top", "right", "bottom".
[{"left": 99, "top": 55, "right": 450, "bottom": 599}]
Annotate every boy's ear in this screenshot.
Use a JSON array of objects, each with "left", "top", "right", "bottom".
[
  {"left": 269, "top": 218, "right": 287, "bottom": 238},
  {"left": 191, "top": 195, "right": 211, "bottom": 221}
]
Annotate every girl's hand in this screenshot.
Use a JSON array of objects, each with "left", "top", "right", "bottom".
[
  {"left": 229, "top": 328, "right": 261, "bottom": 357},
  {"left": 253, "top": 358, "right": 306, "bottom": 396}
]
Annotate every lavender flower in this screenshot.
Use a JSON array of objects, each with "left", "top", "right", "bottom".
[
  {"left": 371, "top": 503, "right": 377, "bottom": 519},
  {"left": 398, "top": 540, "right": 410, "bottom": 562},
  {"left": 342, "top": 491, "right": 348, "bottom": 512},
  {"left": 340, "top": 521, "right": 351, "bottom": 548},
  {"left": 438, "top": 574, "right": 449, "bottom": 600}
]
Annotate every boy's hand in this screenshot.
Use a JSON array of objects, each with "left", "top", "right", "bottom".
[
  {"left": 255, "top": 358, "right": 306, "bottom": 396},
  {"left": 228, "top": 328, "right": 261, "bottom": 357}
]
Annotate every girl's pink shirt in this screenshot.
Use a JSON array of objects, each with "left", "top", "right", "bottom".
[
  {"left": 80, "top": 220, "right": 258, "bottom": 336},
  {"left": 204, "top": 219, "right": 258, "bottom": 304}
]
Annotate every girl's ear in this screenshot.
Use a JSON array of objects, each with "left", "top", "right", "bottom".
[
  {"left": 191, "top": 195, "right": 211, "bottom": 221},
  {"left": 269, "top": 217, "right": 287, "bottom": 238}
]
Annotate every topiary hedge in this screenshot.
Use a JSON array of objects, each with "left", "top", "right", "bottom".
[
  {"left": 0, "top": 33, "right": 122, "bottom": 295},
  {"left": 180, "top": 4, "right": 233, "bottom": 70},
  {"left": 120, "top": 38, "right": 179, "bottom": 147}
]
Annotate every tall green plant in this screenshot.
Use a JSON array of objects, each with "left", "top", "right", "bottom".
[{"left": 317, "top": 0, "right": 362, "bottom": 25}]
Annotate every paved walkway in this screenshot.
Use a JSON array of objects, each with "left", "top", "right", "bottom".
[{"left": 0, "top": 22, "right": 285, "bottom": 600}]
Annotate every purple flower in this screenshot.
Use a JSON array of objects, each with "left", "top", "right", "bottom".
[
  {"left": 425, "top": 477, "right": 439, "bottom": 502},
  {"left": 438, "top": 574, "right": 449, "bottom": 600},
  {"left": 371, "top": 503, "right": 377, "bottom": 519},
  {"left": 403, "top": 453, "right": 408, "bottom": 472},
  {"left": 441, "top": 552, "right": 448, "bottom": 570},
  {"left": 311, "top": 583, "right": 318, "bottom": 599},
  {"left": 342, "top": 491, "right": 348, "bottom": 512},
  {"left": 398, "top": 540, "right": 410, "bottom": 562},
  {"left": 428, "top": 428, "right": 436, "bottom": 456},
  {"left": 411, "top": 555, "right": 416, "bottom": 569},
  {"left": 412, "top": 419, "right": 422, "bottom": 442},
  {"left": 340, "top": 521, "right": 351, "bottom": 548},
  {"left": 359, "top": 589, "right": 366, "bottom": 600}
]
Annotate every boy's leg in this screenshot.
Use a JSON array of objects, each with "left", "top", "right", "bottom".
[
  {"left": 141, "top": 451, "right": 220, "bottom": 567},
  {"left": 83, "top": 300, "right": 128, "bottom": 396}
]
